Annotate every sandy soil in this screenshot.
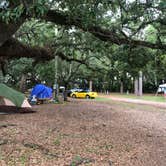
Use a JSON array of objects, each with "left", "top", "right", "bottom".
[{"left": 0, "top": 99, "right": 166, "bottom": 166}]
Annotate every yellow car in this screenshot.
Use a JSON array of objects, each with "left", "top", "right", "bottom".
[{"left": 70, "top": 90, "right": 98, "bottom": 99}]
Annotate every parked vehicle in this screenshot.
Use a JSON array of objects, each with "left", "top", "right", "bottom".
[
  {"left": 67, "top": 88, "right": 83, "bottom": 97},
  {"left": 70, "top": 90, "right": 98, "bottom": 99}
]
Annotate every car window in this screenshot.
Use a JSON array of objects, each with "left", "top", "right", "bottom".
[{"left": 79, "top": 90, "right": 89, "bottom": 93}]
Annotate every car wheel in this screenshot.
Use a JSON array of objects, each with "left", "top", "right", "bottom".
[
  {"left": 72, "top": 94, "right": 76, "bottom": 98},
  {"left": 86, "top": 95, "right": 90, "bottom": 99}
]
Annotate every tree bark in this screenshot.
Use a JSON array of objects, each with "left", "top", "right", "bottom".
[
  {"left": 0, "top": 38, "right": 52, "bottom": 60},
  {"left": 134, "top": 78, "right": 139, "bottom": 96},
  {"left": 138, "top": 71, "right": 143, "bottom": 96},
  {"left": 63, "top": 88, "right": 68, "bottom": 101},
  {"left": 19, "top": 73, "right": 26, "bottom": 92},
  {"left": 45, "top": 10, "right": 166, "bottom": 50},
  {"left": 89, "top": 80, "right": 92, "bottom": 91},
  {"left": 0, "top": 20, "right": 25, "bottom": 46},
  {"left": 0, "top": 70, "right": 3, "bottom": 83},
  {"left": 120, "top": 80, "right": 124, "bottom": 94}
]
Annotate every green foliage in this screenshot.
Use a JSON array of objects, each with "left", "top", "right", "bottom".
[
  {"left": 31, "top": 0, "right": 48, "bottom": 17},
  {"left": 0, "top": 0, "right": 48, "bottom": 23},
  {"left": 2, "top": 0, "right": 165, "bottom": 93},
  {"left": 70, "top": 155, "right": 82, "bottom": 166},
  {"left": 5, "top": 58, "right": 33, "bottom": 88},
  {"left": 53, "top": 138, "right": 61, "bottom": 146},
  {"left": 16, "top": 19, "right": 55, "bottom": 46},
  {"left": 0, "top": 4, "right": 24, "bottom": 23},
  {"left": 34, "top": 60, "right": 55, "bottom": 86}
]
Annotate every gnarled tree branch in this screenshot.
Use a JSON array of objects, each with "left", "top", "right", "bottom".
[
  {"left": 0, "top": 38, "right": 52, "bottom": 61},
  {"left": 45, "top": 10, "right": 166, "bottom": 50}
]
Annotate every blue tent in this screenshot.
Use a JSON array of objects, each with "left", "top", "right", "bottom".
[{"left": 30, "top": 84, "right": 53, "bottom": 99}]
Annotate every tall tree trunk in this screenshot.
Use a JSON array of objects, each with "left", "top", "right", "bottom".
[
  {"left": 54, "top": 56, "right": 59, "bottom": 101},
  {"left": 134, "top": 78, "right": 139, "bottom": 96},
  {"left": 89, "top": 80, "right": 92, "bottom": 91},
  {"left": 120, "top": 80, "right": 123, "bottom": 94},
  {"left": 63, "top": 83, "right": 68, "bottom": 102},
  {"left": 0, "top": 70, "right": 3, "bottom": 83},
  {"left": 154, "top": 71, "right": 158, "bottom": 86},
  {"left": 63, "top": 63, "right": 72, "bottom": 102},
  {"left": 63, "top": 90, "right": 68, "bottom": 101},
  {"left": 138, "top": 71, "right": 143, "bottom": 96},
  {"left": 0, "top": 20, "right": 25, "bottom": 46},
  {"left": 19, "top": 73, "right": 26, "bottom": 92}
]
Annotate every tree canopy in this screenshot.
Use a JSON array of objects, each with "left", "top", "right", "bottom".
[
  {"left": 0, "top": 0, "right": 166, "bottom": 92},
  {"left": 0, "top": 1, "right": 165, "bottom": 55}
]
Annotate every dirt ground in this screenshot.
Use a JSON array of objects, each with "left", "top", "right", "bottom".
[{"left": 0, "top": 98, "right": 166, "bottom": 166}]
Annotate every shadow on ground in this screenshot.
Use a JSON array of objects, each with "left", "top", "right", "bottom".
[{"left": 0, "top": 105, "right": 36, "bottom": 114}]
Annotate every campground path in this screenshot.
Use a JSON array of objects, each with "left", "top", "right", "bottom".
[{"left": 100, "top": 94, "right": 166, "bottom": 108}]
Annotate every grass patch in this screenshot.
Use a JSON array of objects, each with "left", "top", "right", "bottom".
[
  {"left": 116, "top": 94, "right": 165, "bottom": 102},
  {"left": 139, "top": 95, "right": 166, "bottom": 102},
  {"left": 19, "top": 154, "right": 28, "bottom": 166},
  {"left": 70, "top": 155, "right": 94, "bottom": 166},
  {"left": 70, "top": 155, "right": 82, "bottom": 166},
  {"left": 97, "top": 93, "right": 166, "bottom": 103},
  {"left": 53, "top": 138, "right": 61, "bottom": 146},
  {"left": 95, "top": 97, "right": 112, "bottom": 101}
]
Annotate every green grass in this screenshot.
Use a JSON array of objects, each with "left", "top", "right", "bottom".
[
  {"left": 95, "top": 97, "right": 112, "bottom": 101},
  {"left": 96, "top": 93, "right": 166, "bottom": 103},
  {"left": 53, "top": 138, "right": 61, "bottom": 146},
  {"left": 138, "top": 95, "right": 166, "bottom": 102}
]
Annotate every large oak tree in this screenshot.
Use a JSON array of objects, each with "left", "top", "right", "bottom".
[{"left": 0, "top": 0, "right": 165, "bottom": 71}]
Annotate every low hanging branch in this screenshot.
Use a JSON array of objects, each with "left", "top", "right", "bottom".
[
  {"left": 0, "top": 38, "right": 104, "bottom": 74},
  {"left": 0, "top": 38, "right": 52, "bottom": 61},
  {"left": 56, "top": 52, "right": 106, "bottom": 73},
  {"left": 0, "top": 16, "right": 25, "bottom": 46},
  {"left": 0, "top": 3, "right": 165, "bottom": 67},
  {"left": 45, "top": 10, "right": 166, "bottom": 50}
]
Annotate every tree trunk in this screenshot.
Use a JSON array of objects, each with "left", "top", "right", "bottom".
[
  {"left": 0, "top": 70, "right": 3, "bottom": 83},
  {"left": 63, "top": 89, "right": 68, "bottom": 101},
  {"left": 19, "top": 73, "right": 26, "bottom": 92},
  {"left": 89, "top": 80, "right": 92, "bottom": 91},
  {"left": 138, "top": 71, "right": 143, "bottom": 96},
  {"left": 134, "top": 78, "right": 139, "bottom": 96},
  {"left": 120, "top": 80, "right": 123, "bottom": 94},
  {"left": 154, "top": 71, "right": 158, "bottom": 86},
  {"left": 0, "top": 20, "right": 24, "bottom": 46},
  {"left": 53, "top": 55, "right": 59, "bottom": 101},
  {"left": 63, "top": 83, "right": 69, "bottom": 101}
]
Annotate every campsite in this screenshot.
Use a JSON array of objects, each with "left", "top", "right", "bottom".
[
  {"left": 0, "top": 98, "right": 166, "bottom": 166},
  {"left": 0, "top": 83, "right": 33, "bottom": 114},
  {"left": 0, "top": 1, "right": 166, "bottom": 166}
]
